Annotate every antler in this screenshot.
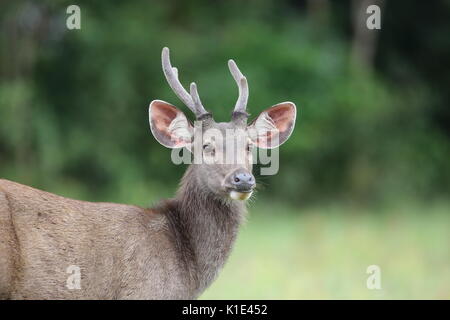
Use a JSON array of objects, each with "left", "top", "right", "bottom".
[
  {"left": 161, "top": 47, "right": 210, "bottom": 119},
  {"left": 228, "top": 59, "right": 249, "bottom": 116}
]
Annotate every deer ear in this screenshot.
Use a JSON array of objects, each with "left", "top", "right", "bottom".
[
  {"left": 248, "top": 102, "right": 296, "bottom": 149},
  {"left": 149, "top": 100, "right": 193, "bottom": 148}
]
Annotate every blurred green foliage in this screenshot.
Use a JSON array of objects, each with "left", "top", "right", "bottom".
[{"left": 0, "top": 0, "right": 449, "bottom": 207}]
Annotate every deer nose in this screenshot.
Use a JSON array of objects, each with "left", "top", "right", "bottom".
[{"left": 230, "top": 169, "right": 255, "bottom": 191}]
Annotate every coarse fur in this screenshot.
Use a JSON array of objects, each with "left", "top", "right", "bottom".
[{"left": 0, "top": 165, "right": 244, "bottom": 299}]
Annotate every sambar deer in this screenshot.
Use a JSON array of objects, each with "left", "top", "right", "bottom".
[{"left": 0, "top": 47, "right": 296, "bottom": 299}]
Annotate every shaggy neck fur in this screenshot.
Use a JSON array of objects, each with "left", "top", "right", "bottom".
[{"left": 161, "top": 165, "right": 246, "bottom": 297}]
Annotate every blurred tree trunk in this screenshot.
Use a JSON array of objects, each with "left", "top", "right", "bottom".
[
  {"left": 1, "top": 2, "right": 48, "bottom": 180},
  {"left": 351, "top": 0, "right": 384, "bottom": 69}
]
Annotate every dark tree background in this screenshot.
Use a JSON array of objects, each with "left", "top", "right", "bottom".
[{"left": 1, "top": 0, "right": 449, "bottom": 207}]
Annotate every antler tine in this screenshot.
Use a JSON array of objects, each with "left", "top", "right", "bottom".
[
  {"left": 161, "top": 47, "right": 208, "bottom": 118},
  {"left": 190, "top": 82, "right": 202, "bottom": 110},
  {"left": 228, "top": 59, "right": 249, "bottom": 115}
]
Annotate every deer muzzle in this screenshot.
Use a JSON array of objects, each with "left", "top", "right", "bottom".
[{"left": 225, "top": 168, "right": 255, "bottom": 200}]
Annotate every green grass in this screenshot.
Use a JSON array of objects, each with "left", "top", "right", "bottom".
[{"left": 201, "top": 201, "right": 450, "bottom": 299}]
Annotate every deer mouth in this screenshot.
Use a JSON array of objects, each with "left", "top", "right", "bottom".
[{"left": 229, "top": 189, "right": 253, "bottom": 201}]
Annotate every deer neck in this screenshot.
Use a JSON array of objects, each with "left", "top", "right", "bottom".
[{"left": 164, "top": 165, "right": 246, "bottom": 295}]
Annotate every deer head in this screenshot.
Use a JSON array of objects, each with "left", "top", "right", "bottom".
[{"left": 149, "top": 47, "right": 296, "bottom": 201}]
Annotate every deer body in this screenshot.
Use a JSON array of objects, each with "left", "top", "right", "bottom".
[
  {"left": 0, "top": 48, "right": 296, "bottom": 299},
  {"left": 0, "top": 179, "right": 190, "bottom": 299},
  {"left": 0, "top": 167, "right": 243, "bottom": 299}
]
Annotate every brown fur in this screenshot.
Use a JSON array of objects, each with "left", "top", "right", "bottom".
[{"left": 0, "top": 167, "right": 245, "bottom": 299}]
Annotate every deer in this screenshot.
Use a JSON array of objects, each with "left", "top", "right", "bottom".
[{"left": 0, "top": 47, "right": 296, "bottom": 299}]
